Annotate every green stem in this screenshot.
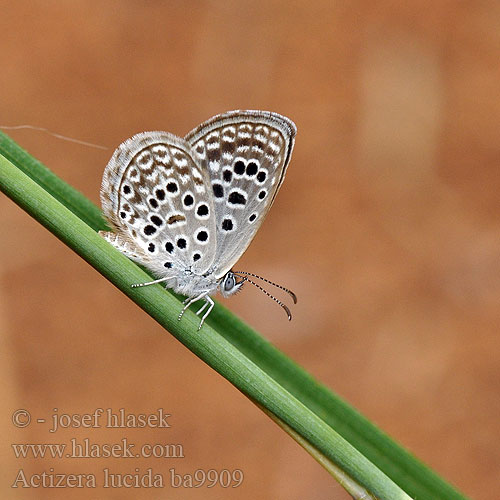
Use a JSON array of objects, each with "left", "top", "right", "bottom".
[
  {"left": 253, "top": 398, "right": 378, "bottom": 500},
  {"left": 0, "top": 154, "right": 410, "bottom": 499},
  {"left": 0, "top": 131, "right": 469, "bottom": 500}
]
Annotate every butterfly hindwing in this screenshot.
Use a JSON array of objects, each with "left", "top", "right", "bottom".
[
  {"left": 100, "top": 131, "right": 217, "bottom": 277},
  {"left": 185, "top": 111, "right": 296, "bottom": 278}
]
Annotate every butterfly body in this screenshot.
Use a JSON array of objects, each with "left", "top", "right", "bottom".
[
  {"left": 100, "top": 110, "right": 296, "bottom": 328},
  {"left": 158, "top": 268, "right": 240, "bottom": 298}
]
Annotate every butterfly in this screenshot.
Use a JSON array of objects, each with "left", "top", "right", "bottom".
[{"left": 99, "top": 110, "right": 297, "bottom": 329}]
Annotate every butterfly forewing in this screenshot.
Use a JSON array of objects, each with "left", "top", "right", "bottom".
[
  {"left": 100, "top": 131, "right": 217, "bottom": 277},
  {"left": 185, "top": 111, "right": 296, "bottom": 278}
]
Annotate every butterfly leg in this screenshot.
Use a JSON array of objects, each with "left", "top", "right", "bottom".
[
  {"left": 197, "top": 297, "right": 215, "bottom": 330},
  {"left": 178, "top": 292, "right": 209, "bottom": 322},
  {"left": 131, "top": 277, "right": 173, "bottom": 288},
  {"left": 195, "top": 300, "right": 209, "bottom": 316}
]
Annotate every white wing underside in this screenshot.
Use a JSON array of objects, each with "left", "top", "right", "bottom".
[
  {"left": 100, "top": 111, "right": 296, "bottom": 286},
  {"left": 185, "top": 110, "right": 296, "bottom": 277}
]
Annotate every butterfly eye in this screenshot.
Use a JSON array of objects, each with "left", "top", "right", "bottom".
[{"left": 224, "top": 274, "right": 235, "bottom": 291}]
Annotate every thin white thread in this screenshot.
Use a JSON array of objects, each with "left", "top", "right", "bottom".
[{"left": 0, "top": 125, "right": 108, "bottom": 150}]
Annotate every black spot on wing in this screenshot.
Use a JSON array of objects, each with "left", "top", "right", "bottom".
[
  {"left": 234, "top": 161, "right": 245, "bottom": 175},
  {"left": 213, "top": 183, "right": 224, "bottom": 198},
  {"left": 246, "top": 162, "right": 258, "bottom": 176},
  {"left": 228, "top": 191, "right": 246, "bottom": 205}
]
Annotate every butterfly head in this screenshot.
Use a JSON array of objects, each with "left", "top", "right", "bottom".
[{"left": 219, "top": 271, "right": 245, "bottom": 298}]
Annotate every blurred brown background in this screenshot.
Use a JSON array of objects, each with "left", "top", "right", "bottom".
[{"left": 1, "top": 1, "right": 499, "bottom": 499}]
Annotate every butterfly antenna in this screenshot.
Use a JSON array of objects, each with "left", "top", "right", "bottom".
[
  {"left": 0, "top": 125, "right": 108, "bottom": 150},
  {"left": 240, "top": 277, "right": 292, "bottom": 321},
  {"left": 234, "top": 271, "right": 297, "bottom": 304}
]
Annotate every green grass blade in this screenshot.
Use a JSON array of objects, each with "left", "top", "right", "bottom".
[
  {"left": 252, "top": 398, "right": 378, "bottom": 500},
  {"left": 0, "top": 130, "right": 105, "bottom": 230},
  {"left": 0, "top": 132, "right": 469, "bottom": 500},
  {"left": 1, "top": 153, "right": 409, "bottom": 500}
]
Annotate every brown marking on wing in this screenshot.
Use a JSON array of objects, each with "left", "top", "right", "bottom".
[{"left": 166, "top": 214, "right": 186, "bottom": 224}]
